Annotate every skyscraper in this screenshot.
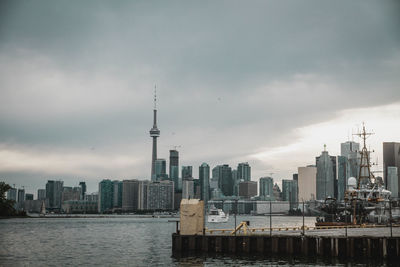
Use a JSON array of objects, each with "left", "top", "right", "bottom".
[
  {"left": 46, "top": 180, "right": 64, "bottom": 211},
  {"left": 181, "top": 166, "right": 193, "bottom": 179},
  {"left": 169, "top": 150, "right": 179, "bottom": 191},
  {"left": 98, "top": 179, "right": 113, "bottom": 213},
  {"left": 79, "top": 182, "right": 86, "bottom": 200},
  {"left": 387, "top": 167, "right": 399, "bottom": 198},
  {"left": 113, "top": 180, "right": 123, "bottom": 208},
  {"left": 298, "top": 166, "right": 316, "bottom": 201},
  {"left": 138, "top": 180, "right": 150, "bottom": 210},
  {"left": 147, "top": 181, "right": 174, "bottom": 210},
  {"left": 7, "top": 187, "right": 17, "bottom": 201},
  {"left": 341, "top": 141, "right": 360, "bottom": 179},
  {"left": 316, "top": 148, "right": 336, "bottom": 200},
  {"left": 259, "top": 177, "right": 274, "bottom": 200},
  {"left": 37, "top": 189, "right": 46, "bottom": 200},
  {"left": 155, "top": 159, "right": 168, "bottom": 181},
  {"left": 122, "top": 179, "right": 139, "bottom": 211},
  {"left": 282, "top": 179, "right": 298, "bottom": 209},
  {"left": 199, "top": 163, "right": 210, "bottom": 204},
  {"left": 383, "top": 142, "right": 400, "bottom": 193},
  {"left": 17, "top": 189, "right": 25, "bottom": 203},
  {"left": 213, "top": 164, "right": 233, "bottom": 197},
  {"left": 150, "top": 88, "right": 160, "bottom": 181},
  {"left": 237, "top": 162, "right": 251, "bottom": 181},
  {"left": 337, "top": 156, "right": 350, "bottom": 201},
  {"left": 182, "top": 178, "right": 194, "bottom": 199}
]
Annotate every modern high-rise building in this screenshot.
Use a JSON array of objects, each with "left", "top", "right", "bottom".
[
  {"left": 155, "top": 159, "right": 168, "bottom": 181},
  {"left": 147, "top": 181, "right": 174, "bottom": 210},
  {"left": 79, "top": 182, "right": 86, "bottom": 200},
  {"left": 7, "top": 187, "right": 17, "bottom": 201},
  {"left": 387, "top": 166, "right": 399, "bottom": 198},
  {"left": 341, "top": 141, "right": 360, "bottom": 179},
  {"left": 232, "top": 169, "right": 239, "bottom": 196},
  {"left": 182, "top": 166, "right": 193, "bottom": 179},
  {"left": 150, "top": 88, "right": 160, "bottom": 181},
  {"left": 337, "top": 156, "right": 350, "bottom": 201},
  {"left": 213, "top": 164, "right": 233, "bottom": 197},
  {"left": 25, "top": 193, "right": 34, "bottom": 200},
  {"left": 238, "top": 181, "right": 257, "bottom": 198},
  {"left": 17, "top": 189, "right": 25, "bottom": 203},
  {"left": 273, "top": 183, "right": 282, "bottom": 201},
  {"left": 199, "top": 163, "right": 210, "bottom": 204},
  {"left": 46, "top": 180, "right": 64, "bottom": 211},
  {"left": 182, "top": 178, "right": 194, "bottom": 199},
  {"left": 113, "top": 180, "right": 123, "bottom": 208},
  {"left": 259, "top": 177, "right": 274, "bottom": 200},
  {"left": 316, "top": 149, "right": 336, "bottom": 200},
  {"left": 98, "top": 179, "right": 113, "bottom": 213},
  {"left": 282, "top": 179, "right": 298, "bottom": 209},
  {"left": 37, "top": 189, "right": 46, "bottom": 200},
  {"left": 298, "top": 166, "right": 317, "bottom": 201},
  {"left": 169, "top": 150, "right": 179, "bottom": 191},
  {"left": 237, "top": 162, "right": 251, "bottom": 181},
  {"left": 122, "top": 179, "right": 139, "bottom": 211},
  {"left": 383, "top": 142, "right": 400, "bottom": 193},
  {"left": 138, "top": 180, "right": 150, "bottom": 210}
]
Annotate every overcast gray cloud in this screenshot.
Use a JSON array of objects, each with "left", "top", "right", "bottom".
[{"left": 1, "top": 0, "right": 400, "bottom": 194}]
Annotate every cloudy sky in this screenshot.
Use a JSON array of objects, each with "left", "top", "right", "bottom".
[{"left": 1, "top": 1, "right": 400, "bottom": 195}]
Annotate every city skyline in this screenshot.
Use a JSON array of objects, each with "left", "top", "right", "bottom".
[{"left": 1, "top": 1, "right": 400, "bottom": 193}]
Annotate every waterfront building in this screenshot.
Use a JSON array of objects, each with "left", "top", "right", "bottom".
[
  {"left": 181, "top": 166, "right": 193, "bottom": 179},
  {"left": 46, "top": 180, "right": 64, "bottom": 211},
  {"left": 337, "top": 156, "right": 350, "bottom": 201},
  {"left": 182, "top": 178, "right": 194, "bottom": 199},
  {"left": 316, "top": 148, "right": 336, "bottom": 200},
  {"left": 79, "top": 182, "right": 86, "bottom": 200},
  {"left": 383, "top": 142, "right": 400, "bottom": 193},
  {"left": 62, "top": 187, "right": 81, "bottom": 202},
  {"left": 122, "top": 179, "right": 139, "bottom": 211},
  {"left": 259, "top": 177, "right": 274, "bottom": 200},
  {"left": 98, "top": 179, "right": 113, "bottom": 213},
  {"left": 282, "top": 179, "right": 298, "bottom": 209},
  {"left": 6, "top": 187, "right": 17, "bottom": 201},
  {"left": 387, "top": 166, "right": 399, "bottom": 198},
  {"left": 150, "top": 89, "right": 161, "bottom": 182},
  {"left": 155, "top": 159, "right": 168, "bottom": 181},
  {"left": 169, "top": 150, "right": 179, "bottom": 191},
  {"left": 138, "top": 180, "right": 150, "bottom": 210},
  {"left": 147, "top": 181, "right": 174, "bottom": 210},
  {"left": 113, "top": 180, "right": 123, "bottom": 208},
  {"left": 199, "top": 163, "right": 210, "bottom": 204},
  {"left": 298, "top": 166, "right": 316, "bottom": 201},
  {"left": 237, "top": 162, "right": 251, "bottom": 181},
  {"left": 37, "top": 189, "right": 46, "bottom": 200},
  {"left": 238, "top": 181, "right": 257, "bottom": 198},
  {"left": 25, "top": 193, "right": 34, "bottom": 200},
  {"left": 62, "top": 200, "right": 98, "bottom": 214},
  {"left": 85, "top": 192, "right": 98, "bottom": 203},
  {"left": 213, "top": 164, "right": 233, "bottom": 197}
]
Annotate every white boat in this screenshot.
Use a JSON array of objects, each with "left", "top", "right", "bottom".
[{"left": 207, "top": 206, "right": 229, "bottom": 223}]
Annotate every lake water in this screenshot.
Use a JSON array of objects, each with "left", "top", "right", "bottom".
[{"left": 0, "top": 216, "right": 394, "bottom": 266}]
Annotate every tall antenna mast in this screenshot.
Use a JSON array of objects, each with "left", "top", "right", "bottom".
[
  {"left": 353, "top": 122, "right": 374, "bottom": 188},
  {"left": 154, "top": 84, "right": 157, "bottom": 110}
]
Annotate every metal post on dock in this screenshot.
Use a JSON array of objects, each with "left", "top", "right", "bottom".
[
  {"left": 302, "top": 201, "right": 305, "bottom": 236},
  {"left": 269, "top": 200, "right": 272, "bottom": 237}
]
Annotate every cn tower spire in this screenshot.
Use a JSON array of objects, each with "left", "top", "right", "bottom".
[{"left": 150, "top": 85, "right": 160, "bottom": 181}]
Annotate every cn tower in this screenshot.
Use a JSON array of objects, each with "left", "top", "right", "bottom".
[{"left": 149, "top": 86, "right": 160, "bottom": 181}]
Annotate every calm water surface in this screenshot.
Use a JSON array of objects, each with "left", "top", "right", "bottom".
[{"left": 0, "top": 216, "right": 394, "bottom": 266}]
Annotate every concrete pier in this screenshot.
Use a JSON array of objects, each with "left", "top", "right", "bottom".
[{"left": 172, "top": 231, "right": 400, "bottom": 259}]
